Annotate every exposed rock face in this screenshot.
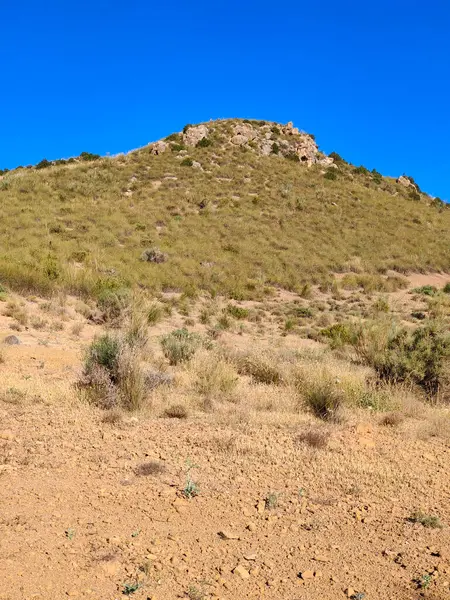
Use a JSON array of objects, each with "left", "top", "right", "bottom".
[
  {"left": 231, "top": 123, "right": 257, "bottom": 146},
  {"left": 183, "top": 124, "right": 209, "bottom": 147},
  {"left": 397, "top": 175, "right": 416, "bottom": 188},
  {"left": 149, "top": 141, "right": 168, "bottom": 155},
  {"left": 149, "top": 119, "right": 334, "bottom": 167}
]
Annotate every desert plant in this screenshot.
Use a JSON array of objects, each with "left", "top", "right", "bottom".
[
  {"left": 181, "top": 157, "right": 194, "bottom": 167},
  {"left": 97, "top": 287, "right": 130, "bottom": 322},
  {"left": 161, "top": 329, "right": 201, "bottom": 365},
  {"left": 413, "top": 285, "right": 438, "bottom": 296},
  {"left": 164, "top": 403, "right": 189, "bottom": 419},
  {"left": 196, "top": 137, "right": 212, "bottom": 148},
  {"left": 408, "top": 511, "right": 443, "bottom": 529},
  {"left": 353, "top": 320, "right": 450, "bottom": 397},
  {"left": 324, "top": 169, "right": 337, "bottom": 181},
  {"left": 234, "top": 350, "right": 283, "bottom": 385},
  {"left": 297, "top": 428, "right": 330, "bottom": 449},
  {"left": 226, "top": 304, "right": 249, "bottom": 319},
  {"left": 140, "top": 247, "right": 167, "bottom": 263}
]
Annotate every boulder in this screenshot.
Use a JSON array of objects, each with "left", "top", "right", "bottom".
[
  {"left": 397, "top": 175, "right": 415, "bottom": 188},
  {"left": 183, "top": 124, "right": 209, "bottom": 147},
  {"left": 231, "top": 123, "right": 257, "bottom": 146},
  {"left": 149, "top": 141, "right": 168, "bottom": 155},
  {"left": 3, "top": 335, "right": 20, "bottom": 345}
]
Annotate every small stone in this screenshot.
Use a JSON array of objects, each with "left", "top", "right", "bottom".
[
  {"left": 346, "top": 587, "right": 356, "bottom": 598},
  {"left": 233, "top": 565, "right": 250, "bottom": 580},
  {"left": 257, "top": 500, "right": 265, "bottom": 514},
  {"left": 3, "top": 335, "right": 20, "bottom": 345},
  {"left": 247, "top": 522, "right": 256, "bottom": 532},
  {"left": 218, "top": 530, "right": 240, "bottom": 540},
  {"left": 0, "top": 431, "right": 14, "bottom": 441},
  {"left": 300, "top": 570, "right": 314, "bottom": 580},
  {"left": 244, "top": 553, "right": 257, "bottom": 561},
  {"left": 250, "top": 566, "right": 260, "bottom": 576}
]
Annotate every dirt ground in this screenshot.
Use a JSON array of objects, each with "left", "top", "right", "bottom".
[{"left": 0, "top": 277, "right": 449, "bottom": 600}]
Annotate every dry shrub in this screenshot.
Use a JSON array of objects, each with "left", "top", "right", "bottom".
[
  {"left": 134, "top": 461, "right": 166, "bottom": 476},
  {"left": 4, "top": 301, "right": 28, "bottom": 326},
  {"left": 417, "top": 410, "right": 450, "bottom": 440},
  {"left": 101, "top": 408, "right": 124, "bottom": 424},
  {"left": 189, "top": 350, "right": 238, "bottom": 399},
  {"left": 380, "top": 411, "right": 405, "bottom": 427},
  {"left": 117, "top": 345, "right": 146, "bottom": 411},
  {"left": 297, "top": 427, "right": 330, "bottom": 449},
  {"left": 161, "top": 329, "right": 201, "bottom": 365},
  {"left": 232, "top": 348, "right": 284, "bottom": 385},
  {"left": 164, "top": 403, "right": 189, "bottom": 419},
  {"left": 78, "top": 332, "right": 147, "bottom": 411}
]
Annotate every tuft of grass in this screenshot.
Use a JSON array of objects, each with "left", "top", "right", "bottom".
[
  {"left": 408, "top": 511, "right": 443, "bottom": 529},
  {"left": 164, "top": 404, "right": 189, "bottom": 419},
  {"left": 135, "top": 461, "right": 166, "bottom": 476},
  {"left": 265, "top": 492, "right": 278, "bottom": 510},
  {"left": 161, "top": 329, "right": 201, "bottom": 365},
  {"left": 297, "top": 428, "right": 330, "bottom": 449}
]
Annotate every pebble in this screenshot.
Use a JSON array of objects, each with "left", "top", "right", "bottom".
[
  {"left": 247, "top": 522, "right": 256, "bottom": 532},
  {"left": 218, "top": 530, "right": 240, "bottom": 540},
  {"left": 300, "top": 570, "right": 314, "bottom": 580},
  {"left": 234, "top": 565, "right": 250, "bottom": 579}
]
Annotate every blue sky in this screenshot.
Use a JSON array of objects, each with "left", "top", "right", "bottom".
[{"left": 1, "top": 1, "right": 449, "bottom": 200}]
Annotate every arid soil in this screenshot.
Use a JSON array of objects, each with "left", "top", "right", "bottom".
[{"left": 0, "top": 278, "right": 449, "bottom": 600}]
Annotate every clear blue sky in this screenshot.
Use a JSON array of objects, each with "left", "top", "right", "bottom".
[{"left": 1, "top": 1, "right": 449, "bottom": 200}]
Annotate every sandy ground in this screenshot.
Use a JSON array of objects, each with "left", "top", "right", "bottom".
[{"left": 0, "top": 275, "right": 449, "bottom": 600}]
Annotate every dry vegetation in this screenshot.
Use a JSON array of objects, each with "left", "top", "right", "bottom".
[
  {"left": 0, "top": 119, "right": 449, "bottom": 599},
  {"left": 0, "top": 119, "right": 448, "bottom": 301}
]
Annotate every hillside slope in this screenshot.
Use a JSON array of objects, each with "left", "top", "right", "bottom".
[{"left": 0, "top": 118, "right": 449, "bottom": 298}]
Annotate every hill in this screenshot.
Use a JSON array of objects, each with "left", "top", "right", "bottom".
[{"left": 0, "top": 118, "right": 449, "bottom": 299}]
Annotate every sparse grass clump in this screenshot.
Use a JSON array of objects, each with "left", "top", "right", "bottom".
[
  {"left": 164, "top": 403, "right": 189, "bottom": 419},
  {"left": 297, "top": 428, "right": 330, "bottom": 449},
  {"left": 226, "top": 304, "right": 249, "bottom": 319},
  {"left": 408, "top": 511, "right": 443, "bottom": 529},
  {"left": 233, "top": 349, "right": 284, "bottom": 385},
  {"left": 161, "top": 329, "right": 201, "bottom": 365}
]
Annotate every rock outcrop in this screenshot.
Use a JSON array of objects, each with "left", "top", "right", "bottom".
[{"left": 183, "top": 124, "right": 209, "bottom": 147}]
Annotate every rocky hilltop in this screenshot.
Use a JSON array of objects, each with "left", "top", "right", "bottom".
[{"left": 149, "top": 119, "right": 334, "bottom": 167}]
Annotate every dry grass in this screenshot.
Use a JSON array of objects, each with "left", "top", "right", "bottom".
[
  {"left": 164, "top": 403, "right": 189, "bottom": 419},
  {"left": 296, "top": 427, "right": 331, "bottom": 449},
  {"left": 134, "top": 461, "right": 166, "bottom": 476},
  {"left": 0, "top": 118, "right": 448, "bottom": 300}
]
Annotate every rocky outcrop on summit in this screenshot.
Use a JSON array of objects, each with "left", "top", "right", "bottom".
[
  {"left": 397, "top": 175, "right": 417, "bottom": 189},
  {"left": 148, "top": 119, "right": 334, "bottom": 167}
]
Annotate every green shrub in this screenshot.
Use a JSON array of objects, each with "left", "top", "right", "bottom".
[
  {"left": 196, "top": 137, "right": 213, "bottom": 148},
  {"left": 329, "top": 151, "right": 344, "bottom": 163},
  {"left": 171, "top": 143, "right": 185, "bottom": 152},
  {"left": 181, "top": 158, "right": 193, "bottom": 167},
  {"left": 36, "top": 158, "right": 52, "bottom": 170},
  {"left": 226, "top": 304, "right": 249, "bottom": 319},
  {"left": 324, "top": 170, "right": 337, "bottom": 181},
  {"left": 271, "top": 142, "right": 280, "bottom": 155},
  {"left": 320, "top": 323, "right": 356, "bottom": 348},
  {"left": 354, "top": 165, "right": 369, "bottom": 175},
  {"left": 161, "top": 329, "right": 201, "bottom": 365},
  {"left": 79, "top": 151, "right": 100, "bottom": 162},
  {"left": 413, "top": 285, "right": 438, "bottom": 297},
  {"left": 285, "top": 152, "right": 300, "bottom": 162},
  {"left": 372, "top": 169, "right": 382, "bottom": 184},
  {"left": 353, "top": 320, "right": 450, "bottom": 396},
  {"left": 235, "top": 351, "right": 283, "bottom": 385},
  {"left": 444, "top": 283, "right": 450, "bottom": 294},
  {"left": 182, "top": 124, "right": 193, "bottom": 134},
  {"left": 84, "top": 334, "right": 121, "bottom": 382}
]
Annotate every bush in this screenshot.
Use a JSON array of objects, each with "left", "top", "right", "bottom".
[
  {"left": 320, "top": 323, "right": 356, "bottom": 348},
  {"left": 324, "top": 170, "right": 337, "bottom": 181},
  {"left": 234, "top": 350, "right": 283, "bottom": 385},
  {"left": 226, "top": 304, "right": 249, "bottom": 319},
  {"left": 372, "top": 169, "right": 382, "bottom": 184},
  {"left": 79, "top": 333, "right": 147, "bottom": 410},
  {"left": 329, "top": 151, "right": 344, "bottom": 163},
  {"left": 352, "top": 320, "right": 450, "bottom": 396},
  {"left": 305, "top": 379, "right": 345, "bottom": 421},
  {"left": 444, "top": 283, "right": 450, "bottom": 294},
  {"left": 191, "top": 351, "right": 238, "bottom": 398},
  {"left": 79, "top": 151, "right": 100, "bottom": 162},
  {"left": 141, "top": 247, "right": 167, "bottom": 263},
  {"left": 36, "top": 158, "right": 52, "bottom": 170},
  {"left": 285, "top": 152, "right": 300, "bottom": 162},
  {"left": 182, "top": 124, "right": 193, "bottom": 134},
  {"left": 354, "top": 165, "right": 369, "bottom": 175},
  {"left": 196, "top": 137, "right": 213, "bottom": 148},
  {"left": 161, "top": 329, "right": 201, "bottom": 365},
  {"left": 97, "top": 287, "right": 130, "bottom": 322},
  {"left": 84, "top": 334, "right": 121, "bottom": 383},
  {"left": 413, "top": 285, "right": 438, "bottom": 296},
  {"left": 171, "top": 143, "right": 186, "bottom": 152},
  {"left": 271, "top": 143, "right": 280, "bottom": 155},
  {"left": 181, "top": 158, "right": 193, "bottom": 167}
]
